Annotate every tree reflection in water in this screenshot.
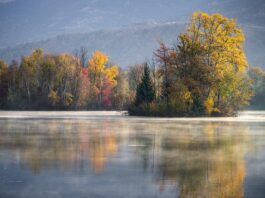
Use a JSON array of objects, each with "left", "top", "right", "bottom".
[
  {"left": 131, "top": 122, "right": 250, "bottom": 198},
  {"left": 0, "top": 119, "right": 119, "bottom": 174},
  {"left": 0, "top": 118, "right": 254, "bottom": 198}
]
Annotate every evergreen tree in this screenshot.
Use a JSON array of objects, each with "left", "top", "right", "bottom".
[{"left": 135, "top": 64, "right": 155, "bottom": 105}]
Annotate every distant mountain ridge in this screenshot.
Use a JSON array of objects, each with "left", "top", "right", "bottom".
[
  {"left": 0, "top": 22, "right": 265, "bottom": 68},
  {"left": 0, "top": 0, "right": 265, "bottom": 68},
  {"left": 0, "top": 23, "right": 185, "bottom": 67},
  {"left": 1, "top": 0, "right": 265, "bottom": 47}
]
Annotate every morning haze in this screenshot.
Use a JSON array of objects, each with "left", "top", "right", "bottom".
[
  {"left": 0, "top": 0, "right": 265, "bottom": 67},
  {"left": 0, "top": 1, "right": 265, "bottom": 198}
]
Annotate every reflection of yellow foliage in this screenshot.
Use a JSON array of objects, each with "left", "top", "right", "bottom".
[
  {"left": 89, "top": 136, "right": 106, "bottom": 173},
  {"left": 1, "top": 119, "right": 118, "bottom": 174},
  {"left": 203, "top": 123, "right": 215, "bottom": 144},
  {"left": 158, "top": 122, "right": 249, "bottom": 198},
  {"left": 88, "top": 133, "right": 118, "bottom": 173},
  {"left": 105, "top": 135, "right": 118, "bottom": 156},
  {"left": 209, "top": 154, "right": 245, "bottom": 198}
]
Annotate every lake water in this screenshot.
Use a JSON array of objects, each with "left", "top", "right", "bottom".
[{"left": 0, "top": 111, "right": 265, "bottom": 198}]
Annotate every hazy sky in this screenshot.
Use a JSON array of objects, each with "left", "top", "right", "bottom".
[{"left": 0, "top": 0, "right": 15, "bottom": 3}]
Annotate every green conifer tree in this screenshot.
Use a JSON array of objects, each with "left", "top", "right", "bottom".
[{"left": 135, "top": 64, "right": 155, "bottom": 105}]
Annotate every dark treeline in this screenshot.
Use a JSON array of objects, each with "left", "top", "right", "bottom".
[{"left": 0, "top": 12, "right": 264, "bottom": 115}]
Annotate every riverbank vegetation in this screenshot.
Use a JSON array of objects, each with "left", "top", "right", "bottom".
[
  {"left": 0, "top": 50, "right": 129, "bottom": 110},
  {"left": 0, "top": 12, "right": 264, "bottom": 115},
  {"left": 130, "top": 12, "right": 254, "bottom": 116}
]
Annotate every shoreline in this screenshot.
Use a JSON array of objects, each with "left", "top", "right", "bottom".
[{"left": 0, "top": 110, "right": 264, "bottom": 122}]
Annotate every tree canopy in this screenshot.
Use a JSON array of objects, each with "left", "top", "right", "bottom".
[
  {"left": 129, "top": 12, "right": 253, "bottom": 116},
  {"left": 0, "top": 49, "right": 123, "bottom": 110},
  {"left": 0, "top": 12, "right": 261, "bottom": 116}
]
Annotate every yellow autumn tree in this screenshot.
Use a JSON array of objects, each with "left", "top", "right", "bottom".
[
  {"left": 186, "top": 12, "right": 247, "bottom": 71},
  {"left": 174, "top": 12, "right": 252, "bottom": 115},
  {"left": 87, "top": 51, "right": 119, "bottom": 108},
  {"left": 18, "top": 48, "right": 44, "bottom": 103},
  {"left": 185, "top": 12, "right": 251, "bottom": 114}
]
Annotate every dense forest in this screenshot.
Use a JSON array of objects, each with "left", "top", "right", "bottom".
[
  {"left": 0, "top": 49, "right": 129, "bottom": 110},
  {"left": 0, "top": 12, "right": 264, "bottom": 115}
]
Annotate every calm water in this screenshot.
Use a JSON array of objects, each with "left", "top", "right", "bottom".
[{"left": 0, "top": 111, "right": 265, "bottom": 198}]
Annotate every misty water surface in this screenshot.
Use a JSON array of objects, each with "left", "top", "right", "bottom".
[{"left": 0, "top": 111, "right": 265, "bottom": 198}]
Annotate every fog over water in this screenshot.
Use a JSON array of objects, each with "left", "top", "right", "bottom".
[
  {"left": 0, "top": 111, "right": 265, "bottom": 198},
  {"left": 0, "top": 111, "right": 264, "bottom": 121}
]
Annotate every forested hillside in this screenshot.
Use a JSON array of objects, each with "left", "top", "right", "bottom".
[
  {"left": 0, "top": 22, "right": 265, "bottom": 68},
  {"left": 0, "top": 23, "right": 184, "bottom": 67},
  {"left": 1, "top": 12, "right": 263, "bottom": 114},
  {"left": 0, "top": 0, "right": 265, "bottom": 68}
]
